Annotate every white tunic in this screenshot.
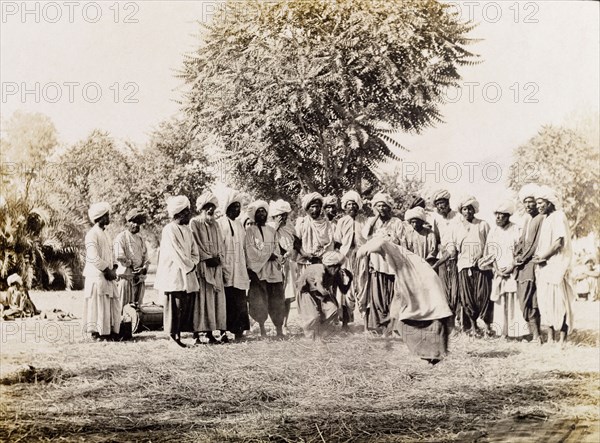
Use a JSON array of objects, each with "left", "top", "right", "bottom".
[{"left": 154, "top": 222, "right": 200, "bottom": 293}]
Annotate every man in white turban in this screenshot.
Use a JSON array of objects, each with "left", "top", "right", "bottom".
[
  {"left": 359, "top": 191, "right": 405, "bottom": 334},
  {"left": 268, "top": 199, "right": 298, "bottom": 333},
  {"left": 430, "top": 189, "right": 461, "bottom": 323},
  {"left": 296, "top": 250, "right": 352, "bottom": 340},
  {"left": 402, "top": 207, "right": 437, "bottom": 265},
  {"left": 189, "top": 191, "right": 228, "bottom": 344},
  {"left": 480, "top": 199, "right": 527, "bottom": 339},
  {"left": 83, "top": 202, "right": 121, "bottom": 341},
  {"left": 334, "top": 190, "right": 367, "bottom": 330},
  {"left": 295, "top": 192, "right": 334, "bottom": 276},
  {"left": 155, "top": 196, "right": 199, "bottom": 347},
  {"left": 246, "top": 200, "right": 286, "bottom": 337},
  {"left": 114, "top": 208, "right": 150, "bottom": 309},
  {"left": 533, "top": 186, "right": 574, "bottom": 347},
  {"left": 514, "top": 183, "right": 544, "bottom": 344},
  {"left": 2, "top": 274, "right": 38, "bottom": 320},
  {"left": 217, "top": 189, "right": 250, "bottom": 339},
  {"left": 455, "top": 195, "right": 493, "bottom": 335}
]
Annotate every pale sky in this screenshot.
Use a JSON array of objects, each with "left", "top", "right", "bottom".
[{"left": 1, "top": 0, "right": 598, "bottom": 223}]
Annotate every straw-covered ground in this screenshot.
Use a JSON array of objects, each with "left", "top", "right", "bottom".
[{"left": 1, "top": 290, "right": 598, "bottom": 442}]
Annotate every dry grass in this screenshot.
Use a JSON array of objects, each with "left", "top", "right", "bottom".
[{"left": 0, "top": 290, "right": 598, "bottom": 442}]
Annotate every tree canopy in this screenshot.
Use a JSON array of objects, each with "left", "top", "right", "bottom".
[
  {"left": 181, "top": 0, "right": 476, "bottom": 201},
  {"left": 508, "top": 124, "right": 599, "bottom": 238}
]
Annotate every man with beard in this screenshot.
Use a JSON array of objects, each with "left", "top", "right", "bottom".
[
  {"left": 430, "top": 190, "right": 461, "bottom": 322},
  {"left": 114, "top": 208, "right": 150, "bottom": 309},
  {"left": 360, "top": 192, "right": 405, "bottom": 334},
  {"left": 246, "top": 200, "right": 286, "bottom": 337},
  {"left": 218, "top": 189, "right": 251, "bottom": 340},
  {"left": 323, "top": 195, "right": 340, "bottom": 228},
  {"left": 514, "top": 184, "right": 544, "bottom": 344},
  {"left": 83, "top": 202, "right": 121, "bottom": 341},
  {"left": 334, "top": 190, "right": 367, "bottom": 330},
  {"left": 456, "top": 196, "right": 492, "bottom": 336},
  {"left": 190, "top": 192, "right": 227, "bottom": 344},
  {"left": 154, "top": 196, "right": 199, "bottom": 348}
]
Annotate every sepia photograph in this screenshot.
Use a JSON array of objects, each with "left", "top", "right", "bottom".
[{"left": 1, "top": 1, "right": 599, "bottom": 441}]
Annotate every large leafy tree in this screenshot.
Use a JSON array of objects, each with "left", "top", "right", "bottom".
[
  {"left": 508, "top": 124, "right": 599, "bottom": 238},
  {"left": 181, "top": 0, "right": 476, "bottom": 201}
]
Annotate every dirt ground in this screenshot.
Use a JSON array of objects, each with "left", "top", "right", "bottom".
[{"left": 0, "top": 287, "right": 598, "bottom": 442}]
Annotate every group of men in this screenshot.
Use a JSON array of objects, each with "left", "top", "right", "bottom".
[{"left": 81, "top": 182, "right": 576, "bottom": 355}]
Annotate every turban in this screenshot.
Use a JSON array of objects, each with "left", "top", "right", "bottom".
[
  {"left": 125, "top": 208, "right": 146, "bottom": 223},
  {"left": 535, "top": 185, "right": 561, "bottom": 209},
  {"left": 322, "top": 251, "right": 345, "bottom": 266},
  {"left": 221, "top": 189, "right": 242, "bottom": 212},
  {"left": 409, "top": 196, "right": 426, "bottom": 209},
  {"left": 494, "top": 199, "right": 515, "bottom": 216},
  {"left": 167, "top": 196, "right": 190, "bottom": 218},
  {"left": 323, "top": 195, "right": 338, "bottom": 207},
  {"left": 239, "top": 213, "right": 253, "bottom": 228},
  {"left": 301, "top": 192, "right": 324, "bottom": 211},
  {"left": 269, "top": 199, "right": 292, "bottom": 217},
  {"left": 431, "top": 189, "right": 451, "bottom": 203},
  {"left": 405, "top": 207, "right": 427, "bottom": 222},
  {"left": 196, "top": 192, "right": 218, "bottom": 211},
  {"left": 518, "top": 183, "right": 540, "bottom": 202},
  {"left": 371, "top": 192, "right": 393, "bottom": 209},
  {"left": 457, "top": 196, "right": 480, "bottom": 214},
  {"left": 7, "top": 273, "right": 23, "bottom": 286},
  {"left": 246, "top": 200, "right": 269, "bottom": 222},
  {"left": 88, "top": 202, "right": 111, "bottom": 223},
  {"left": 341, "top": 190, "right": 363, "bottom": 209}
]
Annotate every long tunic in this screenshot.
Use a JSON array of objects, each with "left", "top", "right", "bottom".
[
  {"left": 114, "top": 230, "right": 149, "bottom": 307},
  {"left": 218, "top": 217, "right": 250, "bottom": 291},
  {"left": 83, "top": 224, "right": 120, "bottom": 335},
  {"left": 295, "top": 215, "right": 334, "bottom": 266},
  {"left": 268, "top": 221, "right": 298, "bottom": 301},
  {"left": 431, "top": 211, "right": 461, "bottom": 312},
  {"left": 514, "top": 213, "right": 544, "bottom": 321},
  {"left": 189, "top": 217, "right": 227, "bottom": 332},
  {"left": 535, "top": 211, "right": 574, "bottom": 329},
  {"left": 402, "top": 227, "right": 437, "bottom": 262},
  {"left": 334, "top": 214, "right": 367, "bottom": 321},
  {"left": 485, "top": 222, "right": 528, "bottom": 337}
]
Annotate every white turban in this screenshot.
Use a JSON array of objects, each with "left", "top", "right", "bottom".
[
  {"left": 431, "top": 189, "right": 451, "bottom": 203},
  {"left": 341, "top": 190, "right": 363, "bottom": 209},
  {"left": 518, "top": 183, "right": 540, "bottom": 202},
  {"left": 7, "top": 273, "right": 23, "bottom": 286},
  {"left": 167, "top": 196, "right": 190, "bottom": 218},
  {"left": 405, "top": 207, "right": 427, "bottom": 222},
  {"left": 88, "top": 202, "right": 111, "bottom": 223},
  {"left": 494, "top": 199, "right": 516, "bottom": 216},
  {"left": 269, "top": 199, "right": 292, "bottom": 217},
  {"left": 457, "top": 196, "right": 480, "bottom": 214},
  {"left": 322, "top": 251, "right": 345, "bottom": 266},
  {"left": 371, "top": 192, "right": 393, "bottom": 209},
  {"left": 535, "top": 185, "right": 561, "bottom": 209},
  {"left": 221, "top": 189, "right": 242, "bottom": 212},
  {"left": 196, "top": 192, "right": 218, "bottom": 211},
  {"left": 323, "top": 195, "right": 338, "bottom": 207},
  {"left": 301, "top": 192, "right": 324, "bottom": 211},
  {"left": 246, "top": 200, "right": 269, "bottom": 222}
]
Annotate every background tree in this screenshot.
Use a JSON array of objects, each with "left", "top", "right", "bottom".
[
  {"left": 131, "top": 118, "right": 214, "bottom": 243},
  {"left": 181, "top": 0, "right": 476, "bottom": 202},
  {"left": 508, "top": 124, "right": 599, "bottom": 238},
  {"left": 377, "top": 169, "right": 425, "bottom": 219}
]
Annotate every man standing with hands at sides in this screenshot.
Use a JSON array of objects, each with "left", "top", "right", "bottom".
[
  {"left": 246, "top": 200, "right": 286, "bottom": 338},
  {"left": 155, "top": 196, "right": 199, "bottom": 348},
  {"left": 114, "top": 208, "right": 150, "bottom": 309},
  {"left": 268, "top": 199, "right": 297, "bottom": 333},
  {"left": 190, "top": 192, "right": 227, "bottom": 344},
  {"left": 218, "top": 189, "right": 251, "bottom": 340},
  {"left": 83, "top": 202, "right": 121, "bottom": 341},
  {"left": 514, "top": 184, "right": 544, "bottom": 344},
  {"left": 455, "top": 196, "right": 492, "bottom": 336},
  {"left": 334, "top": 190, "right": 367, "bottom": 331},
  {"left": 533, "top": 186, "right": 574, "bottom": 348},
  {"left": 360, "top": 192, "right": 405, "bottom": 334},
  {"left": 430, "top": 190, "right": 461, "bottom": 323}
]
